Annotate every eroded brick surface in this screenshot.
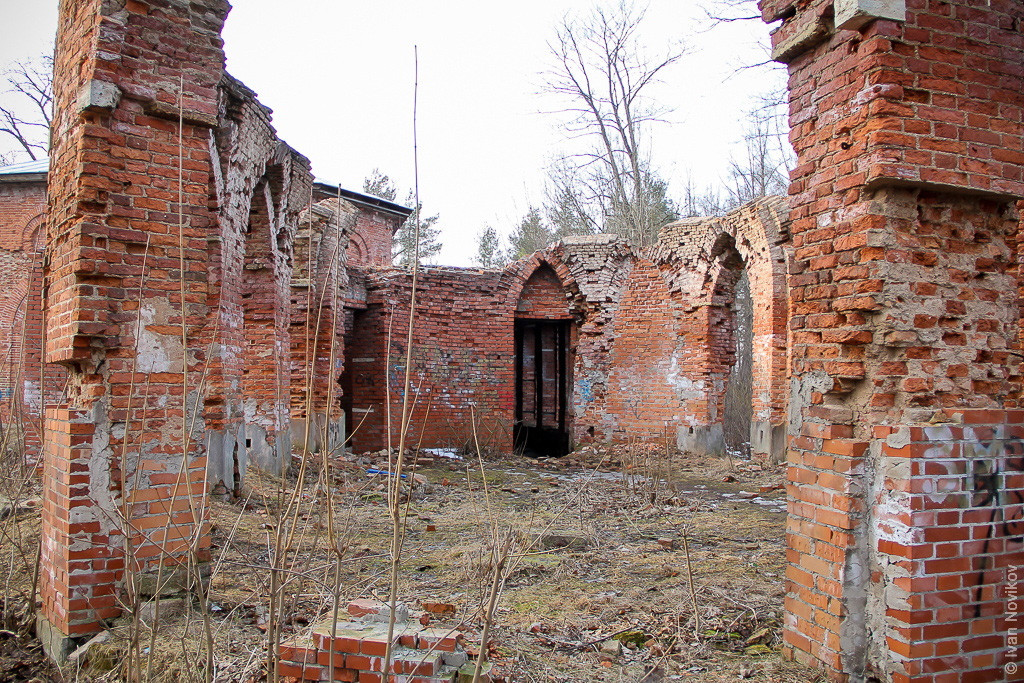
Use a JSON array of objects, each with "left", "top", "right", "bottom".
[
  {"left": 767, "top": 1, "right": 1024, "bottom": 680},
  {"left": 0, "top": 175, "right": 66, "bottom": 454},
  {"left": 40, "top": 0, "right": 311, "bottom": 637}
]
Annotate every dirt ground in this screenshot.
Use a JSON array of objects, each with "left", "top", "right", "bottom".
[{"left": 0, "top": 444, "right": 824, "bottom": 682}]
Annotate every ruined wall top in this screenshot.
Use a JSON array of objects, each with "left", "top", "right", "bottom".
[
  {"left": 764, "top": 0, "right": 1024, "bottom": 199},
  {"left": 648, "top": 195, "right": 789, "bottom": 299}
]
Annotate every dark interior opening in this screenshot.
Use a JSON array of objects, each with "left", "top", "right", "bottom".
[
  {"left": 723, "top": 269, "right": 753, "bottom": 457},
  {"left": 340, "top": 310, "right": 361, "bottom": 440},
  {"left": 514, "top": 318, "right": 571, "bottom": 457}
]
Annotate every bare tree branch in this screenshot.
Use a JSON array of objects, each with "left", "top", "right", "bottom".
[
  {"left": 700, "top": 0, "right": 762, "bottom": 23},
  {"left": 0, "top": 55, "right": 53, "bottom": 162},
  {"left": 541, "top": 0, "right": 684, "bottom": 246}
]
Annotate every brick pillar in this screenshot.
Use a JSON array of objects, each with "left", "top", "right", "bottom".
[
  {"left": 38, "top": 410, "right": 116, "bottom": 638},
  {"left": 761, "top": 0, "right": 1024, "bottom": 680},
  {"left": 289, "top": 199, "right": 352, "bottom": 457},
  {"left": 40, "top": 0, "right": 229, "bottom": 652}
]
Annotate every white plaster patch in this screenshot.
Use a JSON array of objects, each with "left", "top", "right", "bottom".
[
  {"left": 885, "top": 426, "right": 911, "bottom": 449},
  {"left": 873, "top": 488, "right": 915, "bottom": 545},
  {"left": 666, "top": 352, "right": 705, "bottom": 399},
  {"left": 21, "top": 379, "right": 40, "bottom": 411},
  {"left": 136, "top": 299, "right": 184, "bottom": 373}
]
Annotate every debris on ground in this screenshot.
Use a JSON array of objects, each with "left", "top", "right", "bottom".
[{"left": 1, "top": 446, "right": 812, "bottom": 682}]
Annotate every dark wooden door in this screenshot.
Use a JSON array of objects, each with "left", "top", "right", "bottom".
[{"left": 514, "top": 319, "right": 570, "bottom": 456}]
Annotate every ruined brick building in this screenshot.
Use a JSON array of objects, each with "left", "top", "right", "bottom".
[
  {"left": 0, "top": 161, "right": 785, "bottom": 463},
  {"left": 0, "top": 0, "right": 1021, "bottom": 680}
]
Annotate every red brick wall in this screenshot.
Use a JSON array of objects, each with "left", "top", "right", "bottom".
[
  {"left": 347, "top": 207, "right": 399, "bottom": 267},
  {"left": 644, "top": 198, "right": 791, "bottom": 458},
  {"left": 0, "top": 180, "right": 45, "bottom": 251},
  {"left": 42, "top": 0, "right": 230, "bottom": 638},
  {"left": 762, "top": 0, "right": 1024, "bottom": 679},
  {"left": 240, "top": 182, "right": 292, "bottom": 463},
  {"left": 338, "top": 215, "right": 789, "bottom": 460},
  {"left": 289, "top": 198, "right": 353, "bottom": 454},
  {"left": 202, "top": 75, "right": 312, "bottom": 491},
  {"left": 346, "top": 256, "right": 592, "bottom": 454},
  {"left": 515, "top": 264, "right": 573, "bottom": 320},
  {"left": 871, "top": 410, "right": 1024, "bottom": 681},
  {"left": 0, "top": 179, "right": 66, "bottom": 456},
  {"left": 42, "top": 0, "right": 312, "bottom": 639},
  {"left": 598, "top": 257, "right": 687, "bottom": 443},
  {"left": 346, "top": 266, "right": 517, "bottom": 453}
]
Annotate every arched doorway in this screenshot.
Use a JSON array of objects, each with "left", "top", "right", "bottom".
[
  {"left": 708, "top": 232, "right": 754, "bottom": 458},
  {"left": 722, "top": 269, "right": 753, "bottom": 457},
  {"left": 240, "top": 174, "right": 291, "bottom": 476},
  {"left": 513, "top": 264, "right": 574, "bottom": 457}
]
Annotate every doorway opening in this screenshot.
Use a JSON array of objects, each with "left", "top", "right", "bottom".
[
  {"left": 514, "top": 319, "right": 571, "bottom": 457},
  {"left": 722, "top": 269, "right": 753, "bottom": 458}
]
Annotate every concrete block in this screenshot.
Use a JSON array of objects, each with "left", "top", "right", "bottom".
[
  {"left": 76, "top": 80, "right": 120, "bottom": 113},
  {"left": 37, "top": 614, "right": 77, "bottom": 666},
  {"left": 750, "top": 421, "right": 786, "bottom": 464},
  {"left": 834, "top": 0, "right": 906, "bottom": 30},
  {"left": 676, "top": 424, "right": 725, "bottom": 457}
]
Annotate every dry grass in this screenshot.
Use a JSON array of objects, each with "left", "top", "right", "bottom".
[{"left": 0, "top": 445, "right": 823, "bottom": 682}]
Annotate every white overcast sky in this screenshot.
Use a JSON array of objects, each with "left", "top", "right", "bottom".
[{"left": 0, "top": 1, "right": 785, "bottom": 266}]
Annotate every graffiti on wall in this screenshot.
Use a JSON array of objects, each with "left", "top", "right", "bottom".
[{"left": 960, "top": 428, "right": 1023, "bottom": 615}]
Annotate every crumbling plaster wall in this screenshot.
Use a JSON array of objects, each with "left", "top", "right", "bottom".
[
  {"left": 761, "top": 0, "right": 1024, "bottom": 680},
  {"left": 42, "top": 0, "right": 311, "bottom": 644}
]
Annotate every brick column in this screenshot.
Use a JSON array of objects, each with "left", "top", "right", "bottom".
[
  {"left": 40, "top": 0, "right": 229, "bottom": 654},
  {"left": 38, "top": 409, "right": 115, "bottom": 638},
  {"left": 760, "top": 0, "right": 1024, "bottom": 680}
]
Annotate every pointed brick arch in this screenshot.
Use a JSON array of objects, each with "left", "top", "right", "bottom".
[
  {"left": 653, "top": 197, "right": 791, "bottom": 459},
  {"left": 508, "top": 259, "right": 578, "bottom": 455},
  {"left": 501, "top": 250, "right": 588, "bottom": 321}
]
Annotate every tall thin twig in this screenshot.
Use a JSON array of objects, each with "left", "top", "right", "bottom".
[{"left": 383, "top": 44, "right": 423, "bottom": 677}]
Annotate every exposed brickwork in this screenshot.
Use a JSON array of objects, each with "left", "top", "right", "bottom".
[
  {"left": 346, "top": 266, "right": 517, "bottom": 453},
  {"left": 41, "top": 0, "right": 311, "bottom": 640},
  {"left": 30, "top": 0, "right": 1024, "bottom": 676},
  {"left": 763, "top": 0, "right": 1024, "bottom": 679},
  {"left": 311, "top": 183, "right": 406, "bottom": 269},
  {"left": 651, "top": 197, "right": 791, "bottom": 458},
  {"left": 202, "top": 73, "right": 313, "bottom": 491},
  {"left": 869, "top": 409, "right": 1023, "bottom": 681},
  {"left": 514, "top": 264, "right": 574, "bottom": 320},
  {"left": 596, "top": 256, "right": 686, "bottom": 444},
  {"left": 345, "top": 204, "right": 790, "bottom": 458},
  {"left": 0, "top": 176, "right": 66, "bottom": 455},
  {"left": 765, "top": 0, "right": 1024, "bottom": 198},
  {"left": 347, "top": 205, "right": 398, "bottom": 268},
  {"left": 275, "top": 600, "right": 487, "bottom": 683},
  {"left": 289, "top": 198, "right": 354, "bottom": 456}
]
